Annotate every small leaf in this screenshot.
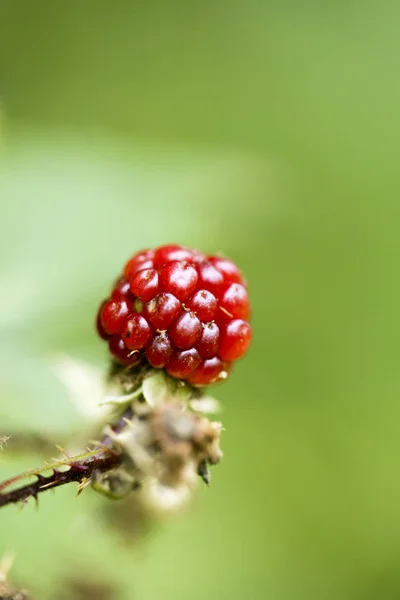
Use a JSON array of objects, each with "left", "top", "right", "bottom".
[
  {"left": 142, "top": 371, "right": 170, "bottom": 407},
  {"left": 99, "top": 389, "right": 142, "bottom": 407}
]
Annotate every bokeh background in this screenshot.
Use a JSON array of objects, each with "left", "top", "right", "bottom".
[{"left": 1, "top": 2, "right": 400, "bottom": 599}]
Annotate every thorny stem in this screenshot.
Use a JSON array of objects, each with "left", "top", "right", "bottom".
[
  {"left": 0, "top": 410, "right": 131, "bottom": 510},
  {"left": 0, "top": 448, "right": 122, "bottom": 509},
  {"left": 0, "top": 363, "right": 146, "bottom": 511},
  {"left": 0, "top": 364, "right": 220, "bottom": 510}
]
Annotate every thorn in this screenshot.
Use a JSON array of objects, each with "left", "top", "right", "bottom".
[
  {"left": 93, "top": 440, "right": 120, "bottom": 456},
  {"left": 55, "top": 444, "right": 70, "bottom": 458},
  {"left": 76, "top": 478, "right": 90, "bottom": 496},
  {"left": 88, "top": 439, "right": 101, "bottom": 447},
  {"left": 39, "top": 480, "right": 59, "bottom": 490},
  {"left": 197, "top": 460, "right": 211, "bottom": 486},
  {"left": 18, "top": 498, "right": 28, "bottom": 513}
]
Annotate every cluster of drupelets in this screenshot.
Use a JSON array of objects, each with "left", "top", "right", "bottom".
[{"left": 97, "top": 245, "right": 252, "bottom": 386}]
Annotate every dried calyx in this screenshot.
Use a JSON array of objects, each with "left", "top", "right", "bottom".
[
  {"left": 0, "top": 365, "right": 223, "bottom": 512},
  {"left": 93, "top": 364, "right": 223, "bottom": 511}
]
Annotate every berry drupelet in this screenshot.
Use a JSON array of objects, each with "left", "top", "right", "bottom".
[{"left": 96, "top": 245, "right": 252, "bottom": 386}]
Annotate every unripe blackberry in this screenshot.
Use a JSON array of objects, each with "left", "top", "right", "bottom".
[{"left": 96, "top": 244, "right": 252, "bottom": 386}]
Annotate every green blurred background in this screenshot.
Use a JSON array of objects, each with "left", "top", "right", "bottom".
[{"left": 1, "top": 1, "right": 400, "bottom": 598}]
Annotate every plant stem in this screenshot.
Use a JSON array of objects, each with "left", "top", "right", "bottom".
[{"left": 0, "top": 449, "right": 122, "bottom": 509}]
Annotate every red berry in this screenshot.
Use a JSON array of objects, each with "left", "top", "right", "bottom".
[
  {"left": 218, "top": 283, "right": 250, "bottom": 322},
  {"left": 111, "top": 277, "right": 131, "bottom": 300},
  {"left": 186, "top": 289, "right": 217, "bottom": 322},
  {"left": 100, "top": 299, "right": 131, "bottom": 335},
  {"left": 188, "top": 357, "right": 230, "bottom": 386},
  {"left": 195, "top": 322, "right": 220, "bottom": 359},
  {"left": 197, "top": 261, "right": 225, "bottom": 298},
  {"left": 130, "top": 268, "right": 160, "bottom": 303},
  {"left": 124, "top": 249, "right": 154, "bottom": 279},
  {"left": 219, "top": 319, "right": 252, "bottom": 361},
  {"left": 122, "top": 314, "right": 152, "bottom": 350},
  {"left": 109, "top": 337, "right": 141, "bottom": 366},
  {"left": 96, "top": 301, "right": 111, "bottom": 340},
  {"left": 143, "top": 293, "right": 181, "bottom": 330},
  {"left": 160, "top": 261, "right": 198, "bottom": 301},
  {"left": 96, "top": 245, "right": 252, "bottom": 385},
  {"left": 169, "top": 311, "right": 202, "bottom": 349},
  {"left": 208, "top": 256, "right": 243, "bottom": 284},
  {"left": 153, "top": 244, "right": 195, "bottom": 269},
  {"left": 166, "top": 348, "right": 202, "bottom": 379},
  {"left": 146, "top": 331, "right": 173, "bottom": 368}
]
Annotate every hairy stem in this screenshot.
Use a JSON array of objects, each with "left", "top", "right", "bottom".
[
  {"left": 0, "top": 375, "right": 138, "bottom": 510},
  {"left": 0, "top": 448, "right": 122, "bottom": 509}
]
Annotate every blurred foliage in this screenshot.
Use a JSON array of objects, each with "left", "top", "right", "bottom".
[{"left": 1, "top": 1, "right": 400, "bottom": 599}]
